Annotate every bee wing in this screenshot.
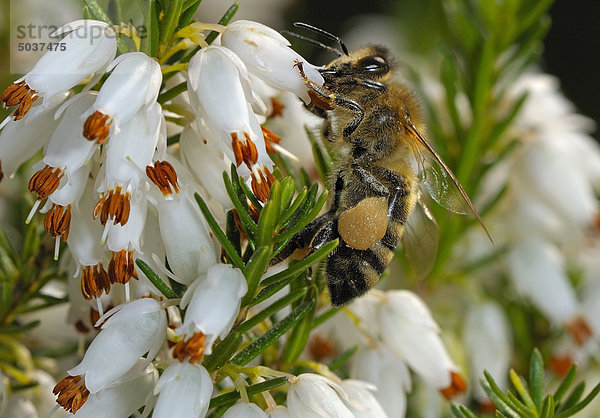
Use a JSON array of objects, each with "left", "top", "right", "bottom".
[
  {"left": 401, "top": 190, "right": 439, "bottom": 279},
  {"left": 404, "top": 119, "right": 493, "bottom": 243}
]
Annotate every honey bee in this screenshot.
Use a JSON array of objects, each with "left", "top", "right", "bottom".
[{"left": 277, "top": 24, "right": 490, "bottom": 306}]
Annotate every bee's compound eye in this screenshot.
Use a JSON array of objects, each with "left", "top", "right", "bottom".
[{"left": 359, "top": 56, "right": 388, "bottom": 72}]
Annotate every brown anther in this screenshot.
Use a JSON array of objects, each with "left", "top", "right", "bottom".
[
  {"left": 269, "top": 97, "right": 285, "bottom": 118},
  {"left": 0, "top": 160, "right": 4, "bottom": 183},
  {"left": 566, "top": 316, "right": 593, "bottom": 345},
  {"left": 146, "top": 160, "right": 180, "bottom": 196},
  {"left": 28, "top": 165, "right": 64, "bottom": 200},
  {"left": 549, "top": 355, "right": 574, "bottom": 377},
  {"left": 44, "top": 204, "right": 72, "bottom": 241},
  {"left": 231, "top": 132, "right": 259, "bottom": 169},
  {"left": 108, "top": 250, "right": 138, "bottom": 285},
  {"left": 595, "top": 212, "right": 600, "bottom": 230},
  {"left": 309, "top": 334, "right": 337, "bottom": 362},
  {"left": 242, "top": 132, "right": 258, "bottom": 167},
  {"left": 93, "top": 186, "right": 131, "bottom": 226},
  {"left": 53, "top": 375, "right": 90, "bottom": 414},
  {"left": 231, "top": 133, "right": 244, "bottom": 167},
  {"left": 440, "top": 371, "right": 467, "bottom": 400},
  {"left": 231, "top": 209, "right": 247, "bottom": 239},
  {"left": 247, "top": 203, "right": 260, "bottom": 222},
  {"left": 1, "top": 81, "right": 38, "bottom": 120},
  {"left": 90, "top": 305, "right": 112, "bottom": 330},
  {"left": 81, "top": 263, "right": 110, "bottom": 300},
  {"left": 478, "top": 400, "right": 496, "bottom": 414},
  {"left": 83, "top": 111, "right": 112, "bottom": 144},
  {"left": 261, "top": 125, "right": 282, "bottom": 154},
  {"left": 172, "top": 332, "right": 206, "bottom": 364},
  {"left": 74, "top": 320, "right": 90, "bottom": 334},
  {"left": 220, "top": 246, "right": 227, "bottom": 264},
  {"left": 251, "top": 167, "right": 276, "bottom": 203}
]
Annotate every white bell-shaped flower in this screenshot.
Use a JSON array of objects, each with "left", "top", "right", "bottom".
[
  {"left": 83, "top": 52, "right": 162, "bottom": 144},
  {"left": 507, "top": 238, "right": 578, "bottom": 326},
  {"left": 377, "top": 290, "right": 465, "bottom": 398},
  {"left": 178, "top": 264, "right": 247, "bottom": 355},
  {"left": 221, "top": 20, "right": 324, "bottom": 104},
  {"left": 223, "top": 402, "right": 268, "bottom": 418},
  {"left": 340, "top": 380, "right": 388, "bottom": 418},
  {"left": 351, "top": 345, "right": 411, "bottom": 418},
  {"left": 463, "top": 302, "right": 511, "bottom": 403},
  {"left": 187, "top": 46, "right": 270, "bottom": 173},
  {"left": 268, "top": 406, "right": 291, "bottom": 418},
  {"left": 287, "top": 373, "right": 353, "bottom": 418},
  {"left": 0, "top": 92, "right": 67, "bottom": 180},
  {"left": 1, "top": 20, "right": 116, "bottom": 120},
  {"left": 68, "top": 298, "right": 167, "bottom": 393},
  {"left": 153, "top": 361, "right": 212, "bottom": 418},
  {"left": 56, "top": 361, "right": 158, "bottom": 417}
]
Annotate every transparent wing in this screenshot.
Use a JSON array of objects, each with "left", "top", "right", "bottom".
[
  {"left": 401, "top": 191, "right": 439, "bottom": 279},
  {"left": 403, "top": 117, "right": 492, "bottom": 242}
]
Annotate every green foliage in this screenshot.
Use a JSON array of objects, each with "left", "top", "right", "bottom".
[{"left": 452, "top": 349, "right": 600, "bottom": 417}]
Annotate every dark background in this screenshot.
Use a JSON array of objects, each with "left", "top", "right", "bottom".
[{"left": 284, "top": 0, "right": 599, "bottom": 138}]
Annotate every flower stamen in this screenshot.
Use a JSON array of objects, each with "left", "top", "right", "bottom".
[
  {"left": 251, "top": 167, "right": 276, "bottom": 202},
  {"left": 146, "top": 160, "right": 180, "bottom": 196},
  {"left": 108, "top": 249, "right": 138, "bottom": 285},
  {"left": 231, "top": 132, "right": 258, "bottom": 169},
  {"left": 81, "top": 263, "right": 110, "bottom": 300},
  {"left": 28, "top": 165, "right": 64, "bottom": 200},
  {"left": 83, "top": 111, "right": 113, "bottom": 144},
  {"left": 93, "top": 186, "right": 131, "bottom": 226},
  {"left": 45, "top": 203, "right": 72, "bottom": 241},
  {"left": 172, "top": 332, "right": 206, "bottom": 364},
  {"left": 1, "top": 81, "right": 39, "bottom": 120},
  {"left": 53, "top": 375, "right": 90, "bottom": 414},
  {"left": 439, "top": 371, "right": 467, "bottom": 400},
  {"left": 269, "top": 97, "right": 285, "bottom": 118},
  {"left": 566, "top": 316, "right": 593, "bottom": 345},
  {"left": 261, "top": 125, "right": 282, "bottom": 154}
]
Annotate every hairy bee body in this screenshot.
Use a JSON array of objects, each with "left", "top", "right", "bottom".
[{"left": 281, "top": 45, "right": 427, "bottom": 305}]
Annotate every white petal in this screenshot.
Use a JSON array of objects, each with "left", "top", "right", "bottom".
[
  {"left": 223, "top": 402, "right": 268, "bottom": 418},
  {"left": 154, "top": 362, "right": 212, "bottom": 418},
  {"left": 73, "top": 363, "right": 157, "bottom": 418},
  {"left": 106, "top": 197, "right": 147, "bottom": 253},
  {"left": 157, "top": 195, "right": 218, "bottom": 284},
  {"left": 341, "top": 380, "right": 388, "bottom": 418},
  {"left": 68, "top": 299, "right": 166, "bottom": 393},
  {"left": 0, "top": 93, "right": 68, "bottom": 178},
  {"left": 287, "top": 374, "right": 353, "bottom": 418}
]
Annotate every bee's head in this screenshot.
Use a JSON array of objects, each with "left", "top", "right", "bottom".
[{"left": 320, "top": 45, "right": 394, "bottom": 82}]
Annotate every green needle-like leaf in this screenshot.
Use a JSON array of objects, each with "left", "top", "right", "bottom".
[
  {"left": 279, "top": 177, "right": 296, "bottom": 215},
  {"left": 481, "top": 373, "right": 521, "bottom": 418},
  {"left": 528, "top": 348, "right": 545, "bottom": 411},
  {"left": 208, "top": 377, "right": 287, "bottom": 409},
  {"left": 329, "top": 346, "right": 358, "bottom": 371},
  {"left": 141, "top": 0, "right": 159, "bottom": 56},
  {"left": 0, "top": 320, "right": 40, "bottom": 334},
  {"left": 540, "top": 395, "right": 555, "bottom": 418},
  {"left": 205, "top": 2, "right": 238, "bottom": 44},
  {"left": 553, "top": 365, "right": 577, "bottom": 404},
  {"left": 250, "top": 272, "right": 305, "bottom": 307},
  {"left": 241, "top": 246, "right": 270, "bottom": 306},
  {"left": 509, "top": 369, "right": 536, "bottom": 411},
  {"left": 261, "top": 240, "right": 338, "bottom": 287},
  {"left": 556, "top": 382, "right": 600, "bottom": 418},
  {"left": 231, "top": 299, "right": 315, "bottom": 366},
  {"left": 281, "top": 287, "right": 317, "bottom": 364},
  {"left": 135, "top": 259, "right": 177, "bottom": 299},
  {"left": 203, "top": 331, "right": 242, "bottom": 372},
  {"left": 194, "top": 193, "right": 244, "bottom": 269},
  {"left": 558, "top": 382, "right": 585, "bottom": 412},
  {"left": 178, "top": 0, "right": 202, "bottom": 28},
  {"left": 223, "top": 172, "right": 258, "bottom": 238},
  {"left": 83, "top": 0, "right": 128, "bottom": 53},
  {"left": 159, "top": 0, "right": 183, "bottom": 45},
  {"left": 236, "top": 287, "right": 308, "bottom": 334},
  {"left": 279, "top": 187, "right": 308, "bottom": 229}
]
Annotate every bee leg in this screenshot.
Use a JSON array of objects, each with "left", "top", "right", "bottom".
[{"left": 270, "top": 212, "right": 334, "bottom": 265}]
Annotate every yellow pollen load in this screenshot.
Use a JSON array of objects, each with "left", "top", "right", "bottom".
[
  {"left": 146, "top": 160, "right": 180, "bottom": 196},
  {"left": 338, "top": 196, "right": 389, "bottom": 250},
  {"left": 0, "top": 81, "right": 39, "bottom": 120},
  {"left": 83, "top": 110, "right": 113, "bottom": 144}
]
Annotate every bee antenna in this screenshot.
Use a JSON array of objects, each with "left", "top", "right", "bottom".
[
  {"left": 280, "top": 30, "right": 343, "bottom": 57},
  {"left": 293, "top": 22, "right": 349, "bottom": 56}
]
